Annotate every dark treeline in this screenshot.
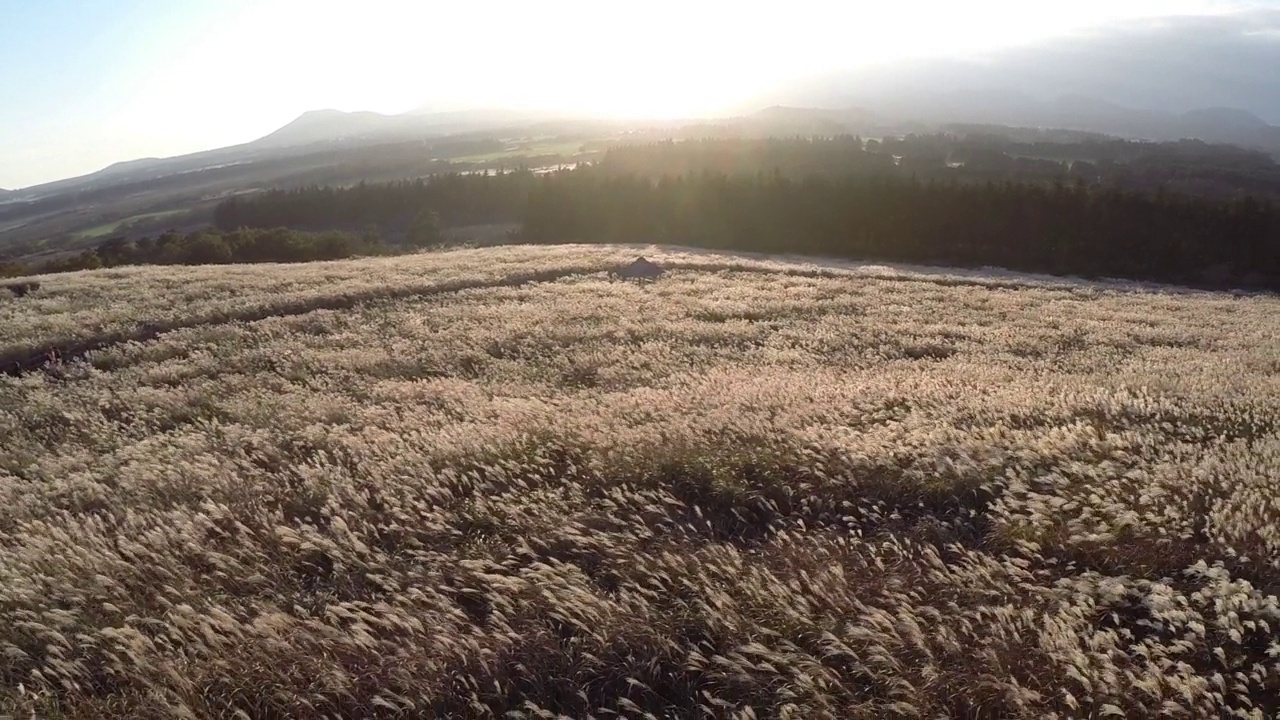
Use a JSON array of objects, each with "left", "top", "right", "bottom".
[
  {"left": 21, "top": 227, "right": 387, "bottom": 276},
  {"left": 939, "top": 131, "right": 1280, "bottom": 168},
  {"left": 207, "top": 137, "right": 1280, "bottom": 237},
  {"left": 523, "top": 169, "right": 1280, "bottom": 289},
  {"left": 627, "top": 132, "right": 1274, "bottom": 202},
  {"left": 930, "top": 137, "right": 1280, "bottom": 200},
  {"left": 213, "top": 172, "right": 537, "bottom": 233},
  {"left": 602, "top": 136, "right": 1280, "bottom": 201},
  {"left": 134, "top": 137, "right": 1280, "bottom": 291}
]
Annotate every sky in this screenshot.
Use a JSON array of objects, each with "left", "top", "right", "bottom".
[{"left": 0, "top": 0, "right": 1272, "bottom": 189}]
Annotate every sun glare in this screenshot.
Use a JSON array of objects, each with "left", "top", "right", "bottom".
[{"left": 109, "top": 0, "right": 1243, "bottom": 148}]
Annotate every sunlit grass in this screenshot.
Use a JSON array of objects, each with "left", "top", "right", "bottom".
[{"left": 0, "top": 244, "right": 1277, "bottom": 718}]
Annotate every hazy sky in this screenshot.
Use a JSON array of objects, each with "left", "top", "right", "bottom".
[{"left": 0, "top": 0, "right": 1266, "bottom": 188}]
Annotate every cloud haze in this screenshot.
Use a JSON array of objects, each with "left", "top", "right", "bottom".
[
  {"left": 1, "top": 1, "right": 1278, "bottom": 188},
  {"left": 779, "top": 8, "right": 1280, "bottom": 122}
]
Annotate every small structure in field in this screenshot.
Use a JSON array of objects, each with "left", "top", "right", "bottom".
[
  {"left": 610, "top": 256, "right": 665, "bottom": 283},
  {"left": 2, "top": 281, "right": 40, "bottom": 298}
]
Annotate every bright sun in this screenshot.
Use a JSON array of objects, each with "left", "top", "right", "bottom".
[{"left": 118, "top": 0, "right": 1237, "bottom": 144}]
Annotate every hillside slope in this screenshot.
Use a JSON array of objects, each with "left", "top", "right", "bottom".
[{"left": 2, "top": 245, "right": 1278, "bottom": 718}]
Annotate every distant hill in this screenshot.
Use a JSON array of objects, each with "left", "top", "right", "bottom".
[
  {"left": 250, "top": 109, "right": 401, "bottom": 149},
  {"left": 14, "top": 97, "right": 1280, "bottom": 205},
  {"left": 10, "top": 92, "right": 1280, "bottom": 263},
  {"left": 3, "top": 107, "right": 568, "bottom": 204},
  {"left": 937, "top": 123, "right": 1114, "bottom": 144},
  {"left": 1175, "top": 107, "right": 1280, "bottom": 149},
  {"left": 778, "top": 58, "right": 1280, "bottom": 155},
  {"left": 729, "top": 97, "right": 1280, "bottom": 157},
  {"left": 912, "top": 93, "right": 1280, "bottom": 150},
  {"left": 1024, "top": 98, "right": 1280, "bottom": 150},
  {"left": 250, "top": 107, "right": 571, "bottom": 150},
  {"left": 1181, "top": 107, "right": 1271, "bottom": 131}
]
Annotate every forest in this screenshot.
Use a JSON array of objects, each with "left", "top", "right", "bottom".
[
  {"left": 212, "top": 172, "right": 536, "bottom": 233},
  {"left": 4, "top": 227, "right": 388, "bottom": 276},
  {"left": 601, "top": 135, "right": 1280, "bottom": 200},
  {"left": 209, "top": 135, "right": 1280, "bottom": 234},
  {"left": 8, "top": 136, "right": 1279, "bottom": 290},
  {"left": 521, "top": 170, "right": 1280, "bottom": 289}
]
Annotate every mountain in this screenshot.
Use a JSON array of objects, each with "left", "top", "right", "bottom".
[
  {"left": 768, "top": 11, "right": 1280, "bottom": 150},
  {"left": 779, "top": 73, "right": 1280, "bottom": 154},
  {"left": 9, "top": 96, "right": 1280, "bottom": 211},
  {"left": 2, "top": 142, "right": 277, "bottom": 202},
  {"left": 3, "top": 107, "right": 574, "bottom": 203},
  {"left": 1009, "top": 98, "right": 1280, "bottom": 149},
  {"left": 1175, "top": 108, "right": 1280, "bottom": 149},
  {"left": 0, "top": 106, "right": 633, "bottom": 259},
  {"left": 8, "top": 91, "right": 1280, "bottom": 264},
  {"left": 250, "top": 109, "right": 398, "bottom": 148},
  {"left": 1182, "top": 107, "right": 1270, "bottom": 131},
  {"left": 11, "top": 96, "right": 1280, "bottom": 208},
  {"left": 93, "top": 156, "right": 181, "bottom": 180},
  {"left": 250, "top": 107, "right": 572, "bottom": 150},
  {"left": 726, "top": 90, "right": 1280, "bottom": 156}
]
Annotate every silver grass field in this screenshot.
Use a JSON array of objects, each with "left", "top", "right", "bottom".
[{"left": 1, "top": 244, "right": 1278, "bottom": 719}]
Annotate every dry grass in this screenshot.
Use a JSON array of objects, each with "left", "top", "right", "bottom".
[{"left": 1, "top": 245, "right": 1278, "bottom": 718}]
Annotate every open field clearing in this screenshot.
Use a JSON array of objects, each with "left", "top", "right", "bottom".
[
  {"left": 70, "top": 210, "right": 189, "bottom": 241},
  {"left": 452, "top": 140, "right": 590, "bottom": 164},
  {"left": 1, "top": 245, "right": 1279, "bottom": 717}
]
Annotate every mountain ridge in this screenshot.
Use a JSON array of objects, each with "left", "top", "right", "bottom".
[
  {"left": 789, "top": 88, "right": 1280, "bottom": 152},
  {"left": 249, "top": 107, "right": 573, "bottom": 150},
  {"left": 10, "top": 96, "right": 1280, "bottom": 199},
  {"left": 250, "top": 109, "right": 399, "bottom": 148}
]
